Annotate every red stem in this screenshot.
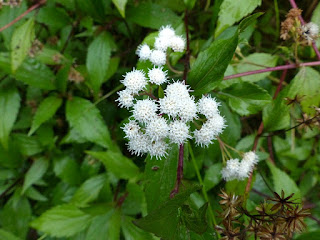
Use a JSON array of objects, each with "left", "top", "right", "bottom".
[
  {"left": 0, "top": 0, "right": 46, "bottom": 33},
  {"left": 170, "top": 144, "right": 184, "bottom": 198}
]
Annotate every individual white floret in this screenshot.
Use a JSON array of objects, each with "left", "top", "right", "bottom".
[
  {"left": 145, "top": 117, "right": 169, "bottom": 141},
  {"left": 154, "top": 36, "right": 171, "bottom": 52},
  {"left": 127, "top": 132, "right": 150, "bottom": 156},
  {"left": 205, "top": 115, "right": 226, "bottom": 136},
  {"left": 148, "top": 140, "right": 168, "bottom": 160},
  {"left": 159, "top": 96, "right": 180, "bottom": 118},
  {"left": 136, "top": 44, "right": 151, "bottom": 61},
  {"left": 193, "top": 127, "right": 215, "bottom": 147},
  {"left": 148, "top": 66, "right": 168, "bottom": 85},
  {"left": 121, "top": 69, "right": 147, "bottom": 93},
  {"left": 168, "top": 120, "right": 190, "bottom": 144},
  {"left": 179, "top": 97, "right": 198, "bottom": 122},
  {"left": 158, "top": 25, "right": 175, "bottom": 38},
  {"left": 221, "top": 158, "right": 240, "bottom": 181},
  {"left": 149, "top": 50, "right": 166, "bottom": 66},
  {"left": 243, "top": 151, "right": 259, "bottom": 166},
  {"left": 170, "top": 35, "right": 186, "bottom": 52},
  {"left": 237, "top": 160, "right": 252, "bottom": 180},
  {"left": 122, "top": 120, "right": 140, "bottom": 139},
  {"left": 132, "top": 99, "right": 158, "bottom": 123},
  {"left": 197, "top": 95, "right": 220, "bottom": 118},
  {"left": 165, "top": 81, "right": 190, "bottom": 99},
  {"left": 116, "top": 89, "right": 134, "bottom": 109}
]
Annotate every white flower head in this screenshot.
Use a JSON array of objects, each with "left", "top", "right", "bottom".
[
  {"left": 132, "top": 99, "right": 158, "bottom": 123},
  {"left": 168, "top": 120, "right": 190, "bottom": 144},
  {"left": 197, "top": 95, "right": 220, "bottom": 118},
  {"left": 170, "top": 35, "right": 186, "bottom": 52},
  {"left": 145, "top": 117, "right": 169, "bottom": 141},
  {"left": 116, "top": 89, "right": 134, "bottom": 109},
  {"left": 122, "top": 120, "right": 140, "bottom": 139},
  {"left": 149, "top": 49, "right": 166, "bottom": 66},
  {"left": 243, "top": 151, "right": 259, "bottom": 166},
  {"left": 302, "top": 22, "right": 319, "bottom": 43},
  {"left": 159, "top": 25, "right": 175, "bottom": 38},
  {"left": 136, "top": 44, "right": 151, "bottom": 61},
  {"left": 205, "top": 115, "right": 226, "bottom": 136},
  {"left": 121, "top": 69, "right": 147, "bottom": 93},
  {"left": 127, "top": 132, "right": 150, "bottom": 156},
  {"left": 165, "top": 81, "right": 190, "bottom": 99},
  {"left": 193, "top": 127, "right": 215, "bottom": 147},
  {"left": 238, "top": 159, "right": 252, "bottom": 180},
  {"left": 148, "top": 66, "right": 168, "bottom": 85},
  {"left": 179, "top": 97, "right": 197, "bottom": 122},
  {"left": 221, "top": 158, "right": 240, "bottom": 181},
  {"left": 154, "top": 36, "right": 171, "bottom": 52},
  {"left": 159, "top": 96, "right": 180, "bottom": 118},
  {"left": 148, "top": 140, "right": 168, "bottom": 160}
]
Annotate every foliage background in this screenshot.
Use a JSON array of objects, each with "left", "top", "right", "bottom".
[{"left": 0, "top": 0, "right": 319, "bottom": 239}]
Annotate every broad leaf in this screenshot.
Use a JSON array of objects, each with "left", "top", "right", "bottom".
[
  {"left": 53, "top": 155, "right": 81, "bottom": 185},
  {"left": 11, "top": 18, "right": 35, "bottom": 72},
  {"left": 66, "top": 97, "right": 112, "bottom": 149},
  {"left": 30, "top": 204, "right": 93, "bottom": 238},
  {"left": 203, "top": 163, "right": 222, "bottom": 191},
  {"left": 13, "top": 133, "right": 43, "bottom": 156},
  {"left": 29, "top": 95, "right": 62, "bottom": 135},
  {"left": 112, "top": 0, "right": 128, "bottom": 18},
  {"left": 0, "top": 86, "right": 20, "bottom": 149},
  {"left": 0, "top": 229, "right": 22, "bottom": 240},
  {"left": 182, "top": 203, "right": 208, "bottom": 234},
  {"left": 295, "top": 231, "right": 320, "bottom": 240},
  {"left": 121, "top": 216, "right": 154, "bottom": 240}
]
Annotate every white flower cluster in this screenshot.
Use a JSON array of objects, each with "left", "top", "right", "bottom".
[
  {"left": 221, "top": 151, "right": 259, "bottom": 181},
  {"left": 301, "top": 22, "right": 319, "bottom": 44},
  {"left": 116, "top": 25, "right": 226, "bottom": 159},
  {"left": 136, "top": 25, "right": 186, "bottom": 66}
]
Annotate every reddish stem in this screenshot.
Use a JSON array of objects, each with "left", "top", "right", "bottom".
[
  {"left": 170, "top": 144, "right": 184, "bottom": 198},
  {"left": 0, "top": 0, "right": 46, "bottom": 33}
]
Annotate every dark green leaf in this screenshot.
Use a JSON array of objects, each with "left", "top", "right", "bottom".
[
  {"left": 13, "top": 133, "right": 43, "bottom": 156},
  {"left": 53, "top": 155, "right": 81, "bottom": 185},
  {"left": 295, "top": 231, "right": 320, "bottom": 240},
  {"left": 238, "top": 12, "right": 264, "bottom": 33},
  {"left": 182, "top": 203, "right": 208, "bottom": 234},
  {"left": 203, "top": 163, "right": 222, "bottom": 191},
  {"left": 37, "top": 7, "right": 71, "bottom": 34},
  {"left": 0, "top": 229, "right": 22, "bottom": 240},
  {"left": 121, "top": 216, "right": 154, "bottom": 240}
]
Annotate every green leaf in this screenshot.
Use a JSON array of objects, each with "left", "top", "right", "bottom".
[
  {"left": 295, "top": 231, "right": 320, "bottom": 240},
  {"left": 11, "top": 18, "right": 35, "bottom": 72},
  {"left": 0, "top": 229, "right": 22, "bottom": 240},
  {"left": 37, "top": 7, "right": 71, "bottom": 34},
  {"left": 22, "top": 157, "right": 49, "bottom": 194},
  {"left": 87, "top": 151, "right": 139, "bottom": 180},
  {"left": 188, "top": 33, "right": 238, "bottom": 95},
  {"left": 238, "top": 12, "right": 264, "bottom": 33},
  {"left": 25, "top": 186, "right": 48, "bottom": 202},
  {"left": 86, "top": 32, "right": 113, "bottom": 94},
  {"left": 126, "top": 3, "right": 182, "bottom": 29},
  {"left": 66, "top": 97, "right": 112, "bottom": 149},
  {"left": 13, "top": 133, "right": 43, "bottom": 156},
  {"left": 0, "top": 86, "right": 20, "bottom": 149},
  {"left": 71, "top": 174, "right": 107, "bottom": 207},
  {"left": 122, "top": 182, "right": 145, "bottom": 215},
  {"left": 86, "top": 208, "right": 121, "bottom": 240},
  {"left": 203, "top": 163, "right": 222, "bottom": 191},
  {"left": 267, "top": 162, "right": 301, "bottom": 203},
  {"left": 30, "top": 204, "right": 93, "bottom": 238},
  {"left": 182, "top": 203, "right": 208, "bottom": 234},
  {"left": 53, "top": 155, "right": 81, "bottom": 185},
  {"left": 184, "top": 0, "right": 196, "bottom": 10},
  {"left": 235, "top": 53, "right": 278, "bottom": 82},
  {"left": 215, "top": 0, "right": 262, "bottom": 36},
  {"left": 134, "top": 184, "right": 201, "bottom": 240},
  {"left": 219, "top": 82, "right": 271, "bottom": 116},
  {"left": 144, "top": 145, "right": 179, "bottom": 212},
  {"left": 121, "top": 216, "right": 154, "bottom": 240},
  {"left": 29, "top": 95, "right": 62, "bottom": 135},
  {"left": 112, "top": 0, "right": 128, "bottom": 18}
]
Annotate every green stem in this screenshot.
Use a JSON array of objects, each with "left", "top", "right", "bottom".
[
  {"left": 274, "top": 0, "right": 280, "bottom": 39},
  {"left": 188, "top": 143, "right": 221, "bottom": 239},
  {"left": 94, "top": 84, "right": 124, "bottom": 106}
]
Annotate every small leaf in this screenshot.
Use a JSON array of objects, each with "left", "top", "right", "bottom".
[
  {"left": 0, "top": 86, "right": 20, "bottom": 149},
  {"left": 13, "top": 133, "right": 43, "bottom": 156},
  {"left": 30, "top": 204, "right": 93, "bottom": 238},
  {"left": 238, "top": 12, "right": 264, "bottom": 33},
  {"left": 112, "top": 0, "right": 128, "bottom": 18},
  {"left": 22, "top": 157, "right": 49, "bottom": 194},
  {"left": 66, "top": 97, "right": 113, "bottom": 149},
  {"left": 11, "top": 18, "right": 35, "bottom": 72},
  {"left": 87, "top": 151, "right": 139, "bottom": 180},
  {"left": 219, "top": 82, "right": 271, "bottom": 116},
  {"left": 29, "top": 95, "right": 62, "bottom": 135},
  {"left": 53, "top": 155, "right": 81, "bottom": 185}
]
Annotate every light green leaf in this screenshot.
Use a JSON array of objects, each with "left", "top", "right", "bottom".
[
  {"left": 184, "top": 0, "right": 196, "bottom": 10},
  {"left": 112, "top": 0, "right": 128, "bottom": 18},
  {"left": 22, "top": 157, "right": 49, "bottom": 194},
  {"left": 86, "top": 32, "right": 113, "bottom": 94},
  {"left": 71, "top": 174, "right": 107, "bottom": 207},
  {"left": 30, "top": 204, "right": 93, "bottom": 238},
  {"left": 121, "top": 216, "right": 154, "bottom": 240},
  {"left": 215, "top": 0, "right": 262, "bottom": 36},
  {"left": 0, "top": 229, "right": 22, "bottom": 240},
  {"left": 203, "top": 163, "right": 222, "bottom": 191},
  {"left": 188, "top": 33, "right": 238, "bottom": 95},
  {"left": 11, "top": 18, "right": 35, "bottom": 72},
  {"left": 87, "top": 151, "right": 139, "bottom": 180},
  {"left": 25, "top": 186, "right": 48, "bottom": 202},
  {"left": 220, "top": 82, "right": 271, "bottom": 116},
  {"left": 0, "top": 86, "right": 20, "bottom": 149},
  {"left": 126, "top": 3, "right": 182, "bottom": 29},
  {"left": 66, "top": 97, "right": 112, "bottom": 149},
  {"left": 29, "top": 95, "right": 62, "bottom": 135}
]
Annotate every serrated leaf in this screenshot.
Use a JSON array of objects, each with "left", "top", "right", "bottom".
[
  {"left": 11, "top": 18, "right": 35, "bottom": 72},
  {"left": 215, "top": 0, "right": 262, "bottom": 36},
  {"left": 86, "top": 32, "right": 113, "bottom": 94},
  {"left": 121, "top": 216, "right": 154, "bottom": 240},
  {"left": 0, "top": 229, "right": 22, "bottom": 240},
  {"left": 87, "top": 151, "right": 139, "bottom": 180},
  {"left": 182, "top": 203, "right": 208, "bottom": 234},
  {"left": 66, "top": 97, "right": 112, "bottom": 149},
  {"left": 188, "top": 33, "right": 238, "bottom": 95},
  {"left": 30, "top": 204, "right": 93, "bottom": 238},
  {"left": 112, "top": 0, "right": 128, "bottom": 18},
  {"left": 29, "top": 95, "right": 62, "bottom": 135},
  {"left": 22, "top": 157, "right": 49, "bottom": 194},
  {"left": 71, "top": 174, "right": 107, "bottom": 207},
  {"left": 0, "top": 86, "right": 20, "bottom": 149},
  {"left": 220, "top": 82, "right": 271, "bottom": 116}
]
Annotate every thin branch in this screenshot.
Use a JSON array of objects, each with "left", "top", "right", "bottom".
[{"left": 0, "top": 0, "right": 46, "bottom": 33}]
